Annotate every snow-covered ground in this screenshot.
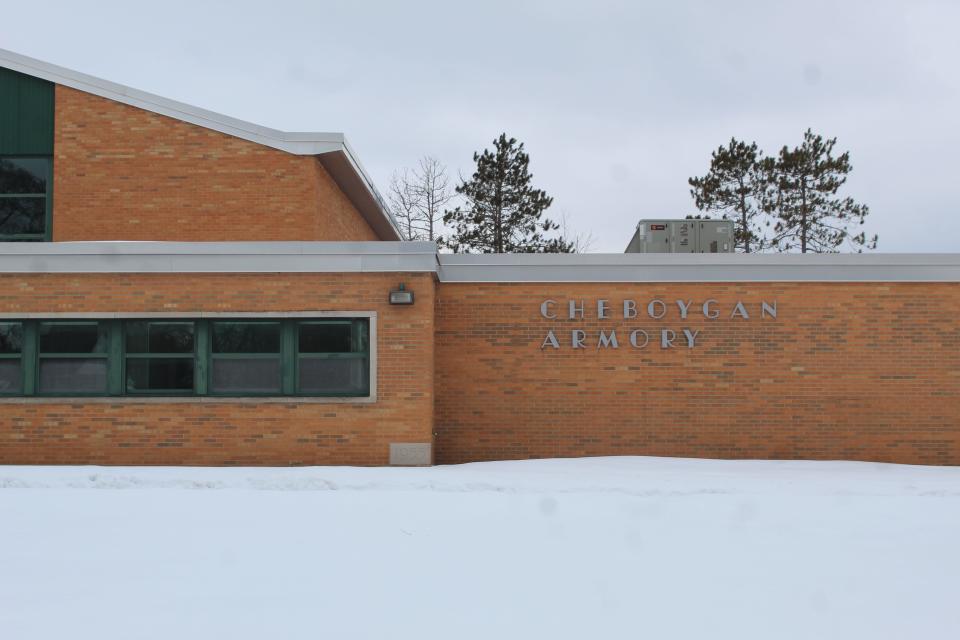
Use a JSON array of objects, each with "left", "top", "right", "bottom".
[{"left": 1, "top": 457, "right": 959, "bottom": 639}]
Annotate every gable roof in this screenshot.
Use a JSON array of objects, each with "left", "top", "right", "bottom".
[{"left": 0, "top": 48, "right": 402, "bottom": 241}]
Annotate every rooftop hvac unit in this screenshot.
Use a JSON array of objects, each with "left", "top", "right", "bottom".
[{"left": 625, "top": 219, "right": 734, "bottom": 253}]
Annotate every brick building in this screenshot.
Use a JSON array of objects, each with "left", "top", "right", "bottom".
[{"left": 2, "top": 50, "right": 958, "bottom": 466}]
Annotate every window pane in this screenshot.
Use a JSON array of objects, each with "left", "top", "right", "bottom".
[
  {"left": 126, "top": 321, "right": 194, "bottom": 353},
  {"left": 126, "top": 358, "right": 194, "bottom": 393},
  {"left": 0, "top": 198, "right": 45, "bottom": 235},
  {"left": 39, "top": 358, "right": 107, "bottom": 393},
  {"left": 298, "top": 323, "right": 353, "bottom": 353},
  {"left": 212, "top": 322, "right": 280, "bottom": 353},
  {"left": 298, "top": 357, "right": 368, "bottom": 395},
  {"left": 355, "top": 320, "right": 369, "bottom": 352},
  {"left": 0, "top": 360, "right": 21, "bottom": 393},
  {"left": 211, "top": 358, "right": 280, "bottom": 394},
  {"left": 0, "top": 158, "right": 47, "bottom": 194},
  {"left": 0, "top": 322, "right": 22, "bottom": 353},
  {"left": 39, "top": 322, "right": 107, "bottom": 353}
]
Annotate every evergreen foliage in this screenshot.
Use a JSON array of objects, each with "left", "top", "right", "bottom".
[
  {"left": 768, "top": 129, "right": 877, "bottom": 253},
  {"left": 443, "top": 134, "right": 572, "bottom": 253},
  {"left": 689, "top": 130, "right": 876, "bottom": 253},
  {"left": 688, "top": 139, "right": 771, "bottom": 253}
]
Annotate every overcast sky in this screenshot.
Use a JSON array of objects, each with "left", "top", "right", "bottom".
[{"left": 3, "top": 1, "right": 958, "bottom": 251}]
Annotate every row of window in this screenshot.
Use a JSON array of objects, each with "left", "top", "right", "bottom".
[
  {"left": 0, "top": 318, "right": 371, "bottom": 397},
  {"left": 0, "top": 157, "right": 50, "bottom": 241}
]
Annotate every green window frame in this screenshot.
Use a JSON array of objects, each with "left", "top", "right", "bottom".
[
  {"left": 209, "top": 320, "right": 284, "bottom": 396},
  {"left": 124, "top": 321, "right": 197, "bottom": 395},
  {"left": 0, "top": 321, "right": 24, "bottom": 395},
  {"left": 0, "top": 317, "right": 372, "bottom": 398},
  {"left": 1, "top": 66, "right": 54, "bottom": 242},
  {"left": 0, "top": 156, "right": 52, "bottom": 242},
  {"left": 37, "top": 321, "right": 111, "bottom": 396},
  {"left": 296, "top": 319, "right": 370, "bottom": 396}
]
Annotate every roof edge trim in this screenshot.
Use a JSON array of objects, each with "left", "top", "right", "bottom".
[
  {"left": 0, "top": 48, "right": 402, "bottom": 240},
  {"left": 0, "top": 243, "right": 958, "bottom": 281}
]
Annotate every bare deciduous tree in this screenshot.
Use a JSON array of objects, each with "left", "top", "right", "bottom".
[
  {"left": 387, "top": 156, "right": 453, "bottom": 242},
  {"left": 557, "top": 211, "right": 595, "bottom": 253},
  {"left": 387, "top": 167, "right": 420, "bottom": 241}
]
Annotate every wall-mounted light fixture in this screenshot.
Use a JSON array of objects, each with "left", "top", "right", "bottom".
[{"left": 389, "top": 283, "right": 415, "bottom": 305}]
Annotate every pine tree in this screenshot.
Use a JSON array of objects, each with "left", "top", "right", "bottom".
[
  {"left": 443, "top": 134, "right": 572, "bottom": 253},
  {"left": 688, "top": 138, "right": 771, "bottom": 253},
  {"left": 768, "top": 129, "right": 877, "bottom": 253}
]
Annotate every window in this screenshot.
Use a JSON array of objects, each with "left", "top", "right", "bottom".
[
  {"left": 0, "top": 157, "right": 51, "bottom": 241},
  {"left": 0, "top": 322, "right": 23, "bottom": 394},
  {"left": 38, "top": 321, "right": 109, "bottom": 394},
  {"left": 125, "top": 321, "right": 195, "bottom": 394},
  {"left": 297, "top": 320, "right": 369, "bottom": 395},
  {"left": 0, "top": 317, "right": 372, "bottom": 398},
  {"left": 1, "top": 67, "right": 54, "bottom": 241},
  {"left": 211, "top": 321, "right": 282, "bottom": 394}
]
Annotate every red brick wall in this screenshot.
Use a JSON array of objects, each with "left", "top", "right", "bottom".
[
  {"left": 52, "top": 85, "right": 379, "bottom": 242},
  {"left": 5, "top": 276, "right": 958, "bottom": 467},
  {"left": 0, "top": 272, "right": 434, "bottom": 466},
  {"left": 435, "top": 282, "right": 960, "bottom": 465}
]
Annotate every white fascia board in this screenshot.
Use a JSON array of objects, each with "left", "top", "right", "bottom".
[
  {"left": 2, "top": 244, "right": 959, "bottom": 281},
  {"left": 0, "top": 242, "right": 438, "bottom": 274},
  {"left": 317, "top": 144, "right": 402, "bottom": 240},
  {"left": 0, "top": 49, "right": 343, "bottom": 155},
  {"left": 338, "top": 137, "right": 398, "bottom": 234},
  {"left": 436, "top": 253, "right": 960, "bottom": 282},
  {"left": 0, "top": 48, "right": 402, "bottom": 240}
]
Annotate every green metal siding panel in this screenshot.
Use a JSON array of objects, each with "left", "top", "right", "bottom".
[{"left": 0, "top": 67, "right": 54, "bottom": 155}]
